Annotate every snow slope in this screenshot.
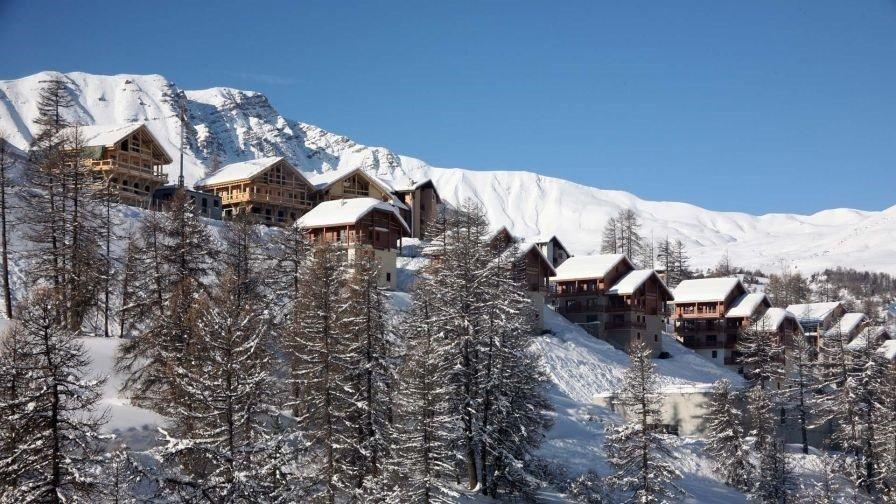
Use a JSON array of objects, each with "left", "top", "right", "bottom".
[{"left": 2, "top": 71, "right": 895, "bottom": 274}]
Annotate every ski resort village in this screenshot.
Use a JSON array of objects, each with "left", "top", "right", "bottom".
[{"left": 0, "top": 70, "right": 894, "bottom": 503}]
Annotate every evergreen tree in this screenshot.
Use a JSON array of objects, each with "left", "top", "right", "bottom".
[
  {"left": 600, "top": 209, "right": 645, "bottom": 265},
  {"left": 0, "top": 287, "right": 107, "bottom": 502},
  {"left": 0, "top": 134, "right": 14, "bottom": 318},
  {"left": 703, "top": 379, "right": 750, "bottom": 490},
  {"left": 285, "top": 240, "right": 354, "bottom": 503},
  {"left": 341, "top": 249, "right": 396, "bottom": 496},
  {"left": 671, "top": 239, "right": 691, "bottom": 287},
  {"left": 747, "top": 386, "right": 790, "bottom": 503},
  {"left": 477, "top": 243, "right": 552, "bottom": 498},
  {"left": 604, "top": 340, "right": 683, "bottom": 503},
  {"left": 390, "top": 282, "right": 460, "bottom": 504},
  {"left": 152, "top": 272, "right": 283, "bottom": 501},
  {"left": 736, "top": 319, "right": 784, "bottom": 390},
  {"left": 117, "top": 189, "right": 218, "bottom": 411},
  {"left": 784, "top": 334, "right": 817, "bottom": 455}
]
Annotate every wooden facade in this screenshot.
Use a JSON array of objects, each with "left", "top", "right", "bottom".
[
  {"left": 299, "top": 200, "right": 410, "bottom": 289},
  {"left": 196, "top": 158, "right": 314, "bottom": 226},
  {"left": 319, "top": 169, "right": 394, "bottom": 203},
  {"left": 394, "top": 180, "right": 441, "bottom": 239},
  {"left": 671, "top": 281, "right": 771, "bottom": 368},
  {"left": 551, "top": 256, "right": 671, "bottom": 357},
  {"left": 67, "top": 124, "right": 171, "bottom": 207}
]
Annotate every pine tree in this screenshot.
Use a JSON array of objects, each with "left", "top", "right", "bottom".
[
  {"left": 477, "top": 242, "right": 552, "bottom": 498},
  {"left": 152, "top": 272, "right": 283, "bottom": 501},
  {"left": 843, "top": 336, "right": 888, "bottom": 494},
  {"left": 736, "top": 319, "right": 784, "bottom": 390},
  {"left": 671, "top": 239, "right": 691, "bottom": 287},
  {"left": 117, "top": 189, "right": 218, "bottom": 411},
  {"left": 600, "top": 209, "right": 645, "bottom": 264},
  {"left": 747, "top": 386, "right": 790, "bottom": 503},
  {"left": 784, "top": 334, "right": 817, "bottom": 455},
  {"left": 32, "top": 77, "right": 74, "bottom": 139},
  {"left": 0, "top": 134, "right": 14, "bottom": 318},
  {"left": 424, "top": 200, "right": 493, "bottom": 490},
  {"left": 341, "top": 249, "right": 396, "bottom": 496},
  {"left": 703, "top": 379, "right": 750, "bottom": 490},
  {"left": 604, "top": 340, "right": 683, "bottom": 503},
  {"left": 0, "top": 287, "right": 108, "bottom": 502},
  {"left": 285, "top": 240, "right": 354, "bottom": 503},
  {"left": 390, "top": 282, "right": 460, "bottom": 503},
  {"left": 600, "top": 216, "right": 620, "bottom": 255}
]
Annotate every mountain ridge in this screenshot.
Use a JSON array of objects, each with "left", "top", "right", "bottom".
[{"left": 2, "top": 70, "right": 894, "bottom": 274}]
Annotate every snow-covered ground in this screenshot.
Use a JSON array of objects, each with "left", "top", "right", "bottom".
[{"left": 2, "top": 70, "right": 896, "bottom": 275}]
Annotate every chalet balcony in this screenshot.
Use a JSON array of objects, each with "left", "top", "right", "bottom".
[
  {"left": 92, "top": 158, "right": 167, "bottom": 183},
  {"left": 221, "top": 191, "right": 313, "bottom": 208}
]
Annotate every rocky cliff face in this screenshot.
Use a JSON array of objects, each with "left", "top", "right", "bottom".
[{"left": 2, "top": 71, "right": 894, "bottom": 274}]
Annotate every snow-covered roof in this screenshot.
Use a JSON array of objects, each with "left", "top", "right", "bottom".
[
  {"left": 518, "top": 240, "right": 557, "bottom": 276},
  {"left": 754, "top": 308, "right": 800, "bottom": 333},
  {"left": 879, "top": 340, "right": 896, "bottom": 361},
  {"left": 671, "top": 277, "right": 744, "bottom": 304},
  {"left": 786, "top": 301, "right": 843, "bottom": 322},
  {"left": 532, "top": 234, "right": 571, "bottom": 254},
  {"left": 847, "top": 326, "right": 892, "bottom": 352},
  {"left": 307, "top": 167, "right": 409, "bottom": 210},
  {"left": 551, "top": 254, "right": 630, "bottom": 282},
  {"left": 390, "top": 177, "right": 435, "bottom": 192},
  {"left": 726, "top": 292, "right": 770, "bottom": 319},
  {"left": 196, "top": 156, "right": 301, "bottom": 186},
  {"left": 824, "top": 312, "right": 868, "bottom": 337},
  {"left": 60, "top": 122, "right": 144, "bottom": 147},
  {"left": 296, "top": 197, "right": 410, "bottom": 234},
  {"left": 606, "top": 269, "right": 671, "bottom": 298}
]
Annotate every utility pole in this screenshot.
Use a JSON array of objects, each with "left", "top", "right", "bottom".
[{"left": 178, "top": 99, "right": 186, "bottom": 188}]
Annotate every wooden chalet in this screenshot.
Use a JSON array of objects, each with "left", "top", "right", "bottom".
[
  {"left": 392, "top": 179, "right": 441, "bottom": 239},
  {"left": 534, "top": 235, "right": 572, "bottom": 268},
  {"left": 488, "top": 227, "right": 557, "bottom": 328},
  {"left": 195, "top": 156, "right": 314, "bottom": 225},
  {"left": 60, "top": 123, "right": 171, "bottom": 207},
  {"left": 313, "top": 168, "right": 397, "bottom": 203},
  {"left": 671, "top": 278, "right": 771, "bottom": 368},
  {"left": 786, "top": 301, "right": 848, "bottom": 347},
  {"left": 297, "top": 197, "right": 410, "bottom": 289},
  {"left": 551, "top": 254, "right": 672, "bottom": 357}
]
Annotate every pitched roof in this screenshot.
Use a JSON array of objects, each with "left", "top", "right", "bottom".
[
  {"left": 879, "top": 340, "right": 896, "bottom": 361},
  {"left": 606, "top": 269, "right": 672, "bottom": 298},
  {"left": 532, "top": 234, "right": 571, "bottom": 255},
  {"left": 824, "top": 312, "right": 868, "bottom": 337},
  {"left": 726, "top": 292, "right": 771, "bottom": 319},
  {"left": 296, "top": 197, "right": 410, "bottom": 234},
  {"left": 671, "top": 277, "right": 744, "bottom": 304},
  {"left": 551, "top": 254, "right": 630, "bottom": 282},
  {"left": 308, "top": 167, "right": 409, "bottom": 210},
  {"left": 755, "top": 308, "right": 801, "bottom": 333},
  {"left": 517, "top": 240, "right": 557, "bottom": 276},
  {"left": 57, "top": 122, "right": 172, "bottom": 163},
  {"left": 786, "top": 301, "right": 843, "bottom": 322},
  {"left": 195, "top": 156, "right": 311, "bottom": 187},
  {"left": 61, "top": 123, "right": 144, "bottom": 147},
  {"left": 847, "top": 326, "right": 892, "bottom": 352}
]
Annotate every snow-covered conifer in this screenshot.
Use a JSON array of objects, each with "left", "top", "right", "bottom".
[
  {"left": 703, "top": 379, "right": 750, "bottom": 490},
  {"left": 0, "top": 287, "right": 107, "bottom": 502},
  {"left": 747, "top": 386, "right": 791, "bottom": 503},
  {"left": 284, "top": 240, "right": 355, "bottom": 503},
  {"left": 390, "top": 279, "right": 459, "bottom": 503},
  {"left": 604, "top": 340, "right": 684, "bottom": 503},
  {"left": 737, "top": 319, "right": 784, "bottom": 390}
]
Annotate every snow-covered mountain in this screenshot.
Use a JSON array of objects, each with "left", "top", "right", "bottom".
[{"left": 2, "top": 71, "right": 894, "bottom": 274}]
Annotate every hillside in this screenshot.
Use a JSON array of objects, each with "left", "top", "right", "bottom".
[{"left": 2, "top": 70, "right": 895, "bottom": 274}]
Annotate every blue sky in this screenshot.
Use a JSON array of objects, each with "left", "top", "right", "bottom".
[{"left": 2, "top": 0, "right": 894, "bottom": 214}]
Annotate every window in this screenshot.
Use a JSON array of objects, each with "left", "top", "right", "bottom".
[
  {"left": 706, "top": 334, "right": 717, "bottom": 345},
  {"left": 712, "top": 351, "right": 718, "bottom": 359},
  {"left": 386, "top": 272, "right": 391, "bottom": 282},
  {"left": 213, "top": 200, "right": 219, "bottom": 208},
  {"left": 120, "top": 139, "right": 129, "bottom": 151},
  {"left": 636, "top": 332, "right": 641, "bottom": 340},
  {"left": 201, "top": 198, "right": 208, "bottom": 208},
  {"left": 654, "top": 334, "right": 658, "bottom": 342}
]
